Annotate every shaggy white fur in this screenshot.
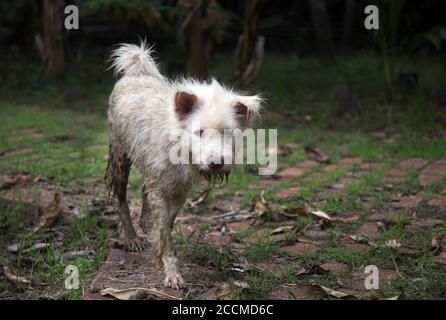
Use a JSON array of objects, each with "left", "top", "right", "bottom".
[{"left": 107, "top": 41, "right": 262, "bottom": 289}]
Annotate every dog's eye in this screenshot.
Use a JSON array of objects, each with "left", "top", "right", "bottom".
[{"left": 195, "top": 129, "right": 204, "bottom": 137}]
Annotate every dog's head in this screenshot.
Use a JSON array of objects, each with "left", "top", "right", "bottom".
[{"left": 173, "top": 79, "right": 262, "bottom": 182}]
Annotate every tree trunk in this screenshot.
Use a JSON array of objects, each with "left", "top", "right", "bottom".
[
  {"left": 308, "top": 0, "right": 335, "bottom": 61},
  {"left": 341, "top": 0, "right": 356, "bottom": 49},
  {"left": 187, "top": 0, "right": 211, "bottom": 80},
  {"left": 188, "top": 8, "right": 207, "bottom": 80},
  {"left": 42, "top": 0, "right": 64, "bottom": 75},
  {"left": 234, "top": 0, "right": 264, "bottom": 87}
]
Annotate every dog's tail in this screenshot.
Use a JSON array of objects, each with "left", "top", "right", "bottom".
[{"left": 110, "top": 41, "right": 163, "bottom": 79}]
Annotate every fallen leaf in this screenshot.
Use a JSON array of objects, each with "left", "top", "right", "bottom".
[
  {"left": 310, "top": 210, "right": 335, "bottom": 221},
  {"left": 281, "top": 207, "right": 306, "bottom": 219},
  {"left": 277, "top": 143, "right": 296, "bottom": 156},
  {"left": 383, "top": 294, "right": 402, "bottom": 300},
  {"left": 305, "top": 265, "right": 328, "bottom": 275},
  {"left": 2, "top": 266, "right": 33, "bottom": 286},
  {"left": 32, "top": 192, "right": 62, "bottom": 233},
  {"left": 62, "top": 250, "right": 95, "bottom": 259},
  {"left": 100, "top": 287, "right": 179, "bottom": 300},
  {"left": 232, "top": 281, "right": 250, "bottom": 289},
  {"left": 384, "top": 239, "right": 402, "bottom": 249},
  {"left": 7, "top": 242, "right": 49, "bottom": 254},
  {"left": 431, "top": 237, "right": 441, "bottom": 254},
  {"left": 305, "top": 146, "right": 329, "bottom": 163},
  {"left": 318, "top": 285, "right": 357, "bottom": 299},
  {"left": 213, "top": 282, "right": 249, "bottom": 300},
  {"left": 271, "top": 225, "right": 294, "bottom": 235},
  {"left": 252, "top": 192, "right": 270, "bottom": 217},
  {"left": 0, "top": 171, "right": 32, "bottom": 190},
  {"left": 187, "top": 188, "right": 212, "bottom": 207}
]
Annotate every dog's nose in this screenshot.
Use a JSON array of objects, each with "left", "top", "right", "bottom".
[{"left": 209, "top": 158, "right": 224, "bottom": 171}]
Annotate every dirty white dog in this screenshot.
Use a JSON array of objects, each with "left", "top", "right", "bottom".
[{"left": 105, "top": 42, "right": 262, "bottom": 289}]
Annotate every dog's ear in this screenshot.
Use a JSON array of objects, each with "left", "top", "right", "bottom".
[
  {"left": 175, "top": 92, "right": 197, "bottom": 120},
  {"left": 233, "top": 95, "right": 262, "bottom": 127}
]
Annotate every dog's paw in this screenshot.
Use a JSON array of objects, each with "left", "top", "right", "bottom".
[
  {"left": 115, "top": 237, "right": 146, "bottom": 252},
  {"left": 163, "top": 273, "right": 185, "bottom": 290}
]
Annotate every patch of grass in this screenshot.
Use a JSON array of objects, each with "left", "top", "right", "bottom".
[
  {"left": 189, "top": 242, "right": 231, "bottom": 272},
  {"left": 244, "top": 240, "right": 279, "bottom": 261},
  {"left": 0, "top": 199, "right": 109, "bottom": 299},
  {"left": 240, "top": 270, "right": 277, "bottom": 299},
  {"left": 1, "top": 50, "right": 446, "bottom": 300}
]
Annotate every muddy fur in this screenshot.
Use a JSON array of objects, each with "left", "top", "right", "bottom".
[{"left": 105, "top": 41, "right": 262, "bottom": 289}]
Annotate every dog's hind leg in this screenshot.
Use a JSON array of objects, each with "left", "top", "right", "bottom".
[{"left": 106, "top": 143, "right": 145, "bottom": 252}]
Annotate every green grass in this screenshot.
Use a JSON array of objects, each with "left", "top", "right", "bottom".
[
  {"left": 1, "top": 49, "right": 446, "bottom": 299},
  {"left": 0, "top": 198, "right": 109, "bottom": 299}
]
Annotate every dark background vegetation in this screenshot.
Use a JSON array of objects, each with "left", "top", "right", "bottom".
[{"left": 1, "top": 0, "right": 445, "bottom": 127}]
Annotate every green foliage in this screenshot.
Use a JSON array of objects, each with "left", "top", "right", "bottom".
[
  {"left": 408, "top": 26, "right": 446, "bottom": 52},
  {"left": 0, "top": 0, "right": 34, "bottom": 24},
  {"left": 374, "top": 0, "right": 406, "bottom": 89},
  {"left": 374, "top": 0, "right": 444, "bottom": 92},
  {"left": 83, "top": 0, "right": 175, "bottom": 27}
]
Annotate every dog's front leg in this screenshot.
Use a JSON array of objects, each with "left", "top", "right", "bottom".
[{"left": 149, "top": 195, "right": 186, "bottom": 290}]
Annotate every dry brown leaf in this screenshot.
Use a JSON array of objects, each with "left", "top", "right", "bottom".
[
  {"left": 384, "top": 239, "right": 402, "bottom": 248},
  {"left": 271, "top": 225, "right": 294, "bottom": 235},
  {"left": 318, "top": 285, "right": 357, "bottom": 299},
  {"left": 215, "top": 283, "right": 239, "bottom": 300},
  {"left": 32, "top": 192, "right": 62, "bottom": 233},
  {"left": 431, "top": 237, "right": 441, "bottom": 254},
  {"left": 62, "top": 250, "right": 95, "bottom": 259},
  {"left": 100, "top": 287, "right": 179, "bottom": 300},
  {"left": 281, "top": 207, "right": 306, "bottom": 218},
  {"left": 7, "top": 242, "right": 49, "bottom": 254},
  {"left": 396, "top": 246, "right": 422, "bottom": 257},
  {"left": 277, "top": 143, "right": 296, "bottom": 156},
  {"left": 252, "top": 192, "right": 270, "bottom": 216},
  {"left": 2, "top": 266, "right": 33, "bottom": 286},
  {"left": 0, "top": 172, "right": 32, "bottom": 190},
  {"left": 310, "top": 210, "right": 335, "bottom": 221},
  {"left": 305, "top": 146, "right": 329, "bottom": 163},
  {"left": 187, "top": 188, "right": 212, "bottom": 207},
  {"left": 214, "top": 281, "right": 249, "bottom": 300}
]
